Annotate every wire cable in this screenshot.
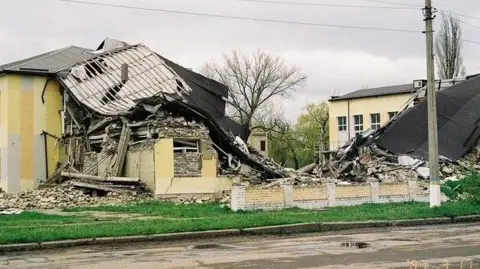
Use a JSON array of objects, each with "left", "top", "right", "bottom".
[
  {"left": 354, "top": 0, "right": 422, "bottom": 8},
  {"left": 60, "top": 0, "right": 420, "bottom": 33},
  {"left": 231, "top": 0, "right": 419, "bottom": 10}
]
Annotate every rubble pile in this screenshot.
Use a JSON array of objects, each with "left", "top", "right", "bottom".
[
  {"left": 313, "top": 136, "right": 476, "bottom": 184},
  {"left": 169, "top": 192, "right": 231, "bottom": 205},
  {"left": 0, "top": 185, "right": 151, "bottom": 210}
]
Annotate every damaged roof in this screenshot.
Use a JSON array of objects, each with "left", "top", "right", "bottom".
[
  {"left": 0, "top": 46, "right": 94, "bottom": 75},
  {"left": 375, "top": 75, "right": 480, "bottom": 161},
  {"left": 58, "top": 44, "right": 193, "bottom": 115},
  {"left": 330, "top": 83, "right": 415, "bottom": 101}
]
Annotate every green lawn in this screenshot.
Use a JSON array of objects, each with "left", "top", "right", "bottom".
[{"left": 1, "top": 201, "right": 479, "bottom": 244}]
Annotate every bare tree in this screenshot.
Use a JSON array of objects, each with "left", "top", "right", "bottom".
[
  {"left": 201, "top": 50, "right": 307, "bottom": 129},
  {"left": 435, "top": 13, "right": 466, "bottom": 79}
]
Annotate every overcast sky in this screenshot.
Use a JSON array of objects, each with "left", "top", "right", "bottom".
[{"left": 1, "top": 0, "right": 480, "bottom": 121}]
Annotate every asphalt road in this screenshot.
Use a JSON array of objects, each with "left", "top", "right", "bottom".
[{"left": 2, "top": 223, "right": 480, "bottom": 269}]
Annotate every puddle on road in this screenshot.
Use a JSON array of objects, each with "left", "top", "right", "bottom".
[
  {"left": 187, "top": 244, "right": 232, "bottom": 250},
  {"left": 340, "top": 242, "right": 370, "bottom": 249}
]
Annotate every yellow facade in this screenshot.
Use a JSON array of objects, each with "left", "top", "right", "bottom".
[
  {"left": 154, "top": 138, "right": 231, "bottom": 195},
  {"left": 0, "top": 74, "right": 62, "bottom": 193},
  {"left": 328, "top": 93, "right": 412, "bottom": 150}
]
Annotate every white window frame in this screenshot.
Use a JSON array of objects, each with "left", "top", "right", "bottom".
[
  {"left": 370, "top": 113, "right": 381, "bottom": 130},
  {"left": 337, "top": 116, "right": 347, "bottom": 131},
  {"left": 353, "top": 115, "right": 363, "bottom": 135}
]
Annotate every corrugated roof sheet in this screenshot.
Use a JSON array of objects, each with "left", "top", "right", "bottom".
[
  {"left": 0, "top": 46, "right": 93, "bottom": 74},
  {"left": 375, "top": 75, "right": 480, "bottom": 161},
  {"left": 59, "top": 45, "right": 191, "bottom": 115},
  {"left": 330, "top": 83, "right": 415, "bottom": 101}
]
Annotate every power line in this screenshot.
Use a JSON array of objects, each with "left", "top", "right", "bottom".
[
  {"left": 437, "top": 10, "right": 480, "bottom": 30},
  {"left": 232, "top": 0, "right": 419, "bottom": 10},
  {"left": 354, "top": 0, "right": 422, "bottom": 8},
  {"left": 441, "top": 10, "right": 480, "bottom": 22},
  {"left": 461, "top": 38, "right": 480, "bottom": 45},
  {"left": 59, "top": 0, "right": 421, "bottom": 33}
]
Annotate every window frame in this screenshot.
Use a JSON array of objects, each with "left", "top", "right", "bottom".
[
  {"left": 370, "top": 113, "right": 381, "bottom": 130},
  {"left": 353, "top": 114, "right": 364, "bottom": 135},
  {"left": 337, "top": 116, "right": 347, "bottom": 132}
]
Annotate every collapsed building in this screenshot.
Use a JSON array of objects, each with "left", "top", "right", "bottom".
[
  {"left": 315, "top": 73, "right": 480, "bottom": 183},
  {"left": 0, "top": 38, "right": 307, "bottom": 197}
]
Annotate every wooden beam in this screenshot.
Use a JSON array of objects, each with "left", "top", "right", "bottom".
[{"left": 61, "top": 172, "right": 140, "bottom": 183}]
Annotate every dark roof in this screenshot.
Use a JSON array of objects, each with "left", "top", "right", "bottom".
[
  {"left": 0, "top": 46, "right": 94, "bottom": 75},
  {"left": 158, "top": 55, "right": 229, "bottom": 118},
  {"left": 330, "top": 83, "right": 415, "bottom": 101},
  {"left": 375, "top": 75, "right": 480, "bottom": 161}
]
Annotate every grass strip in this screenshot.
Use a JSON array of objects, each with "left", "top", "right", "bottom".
[{"left": 1, "top": 202, "right": 479, "bottom": 244}]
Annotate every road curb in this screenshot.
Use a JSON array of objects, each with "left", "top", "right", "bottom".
[{"left": 1, "top": 216, "right": 479, "bottom": 253}]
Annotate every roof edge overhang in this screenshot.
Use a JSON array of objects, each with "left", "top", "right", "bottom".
[
  {"left": 0, "top": 69, "right": 56, "bottom": 76},
  {"left": 328, "top": 91, "right": 414, "bottom": 102}
]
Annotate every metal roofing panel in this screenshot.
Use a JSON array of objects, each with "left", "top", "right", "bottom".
[
  {"left": 0, "top": 46, "right": 94, "bottom": 74},
  {"left": 59, "top": 45, "right": 192, "bottom": 115}
]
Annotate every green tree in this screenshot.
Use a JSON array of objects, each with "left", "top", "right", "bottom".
[{"left": 265, "top": 102, "right": 330, "bottom": 169}]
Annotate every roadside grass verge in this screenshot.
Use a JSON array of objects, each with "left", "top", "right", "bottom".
[
  {"left": 0, "top": 212, "right": 87, "bottom": 227},
  {"left": 1, "top": 202, "right": 480, "bottom": 244}
]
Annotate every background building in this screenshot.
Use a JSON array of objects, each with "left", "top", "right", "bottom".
[
  {"left": 248, "top": 132, "right": 269, "bottom": 157},
  {"left": 328, "top": 83, "right": 418, "bottom": 150}
]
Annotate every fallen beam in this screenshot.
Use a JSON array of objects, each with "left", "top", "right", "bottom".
[
  {"left": 297, "top": 163, "right": 316, "bottom": 174},
  {"left": 60, "top": 172, "right": 140, "bottom": 183},
  {"left": 69, "top": 180, "right": 122, "bottom": 192}
]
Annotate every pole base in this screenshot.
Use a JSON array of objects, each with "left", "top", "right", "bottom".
[{"left": 429, "top": 184, "right": 441, "bottom": 208}]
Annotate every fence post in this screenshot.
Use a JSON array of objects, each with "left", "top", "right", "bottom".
[
  {"left": 408, "top": 181, "right": 419, "bottom": 201},
  {"left": 370, "top": 181, "right": 380, "bottom": 203},
  {"left": 327, "top": 183, "right": 336, "bottom": 206},
  {"left": 282, "top": 183, "right": 294, "bottom": 208},
  {"left": 230, "top": 184, "right": 246, "bottom": 212}
]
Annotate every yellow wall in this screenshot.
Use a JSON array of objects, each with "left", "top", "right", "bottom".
[
  {"left": 0, "top": 74, "right": 62, "bottom": 193},
  {"left": 154, "top": 138, "right": 228, "bottom": 195},
  {"left": 328, "top": 93, "right": 411, "bottom": 150}
]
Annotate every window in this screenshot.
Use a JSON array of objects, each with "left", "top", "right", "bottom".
[
  {"left": 337, "top": 116, "right": 347, "bottom": 131},
  {"left": 260, "top": 140, "right": 266, "bottom": 151},
  {"left": 370, "top": 113, "right": 381, "bottom": 130},
  {"left": 173, "top": 139, "right": 199, "bottom": 153},
  {"left": 353, "top": 115, "right": 363, "bottom": 134},
  {"left": 388, "top": 111, "right": 398, "bottom": 119}
]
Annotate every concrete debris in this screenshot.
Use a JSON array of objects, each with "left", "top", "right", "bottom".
[
  {"left": 0, "top": 186, "right": 151, "bottom": 210},
  {"left": 0, "top": 209, "right": 23, "bottom": 215},
  {"left": 168, "top": 192, "right": 231, "bottom": 205},
  {"left": 313, "top": 134, "right": 478, "bottom": 184}
]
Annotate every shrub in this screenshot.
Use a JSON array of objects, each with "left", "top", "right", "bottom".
[{"left": 441, "top": 172, "right": 480, "bottom": 204}]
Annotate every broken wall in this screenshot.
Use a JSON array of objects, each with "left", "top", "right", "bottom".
[
  {"left": 154, "top": 138, "right": 229, "bottom": 195},
  {"left": 0, "top": 74, "right": 63, "bottom": 193},
  {"left": 174, "top": 152, "right": 201, "bottom": 177}
]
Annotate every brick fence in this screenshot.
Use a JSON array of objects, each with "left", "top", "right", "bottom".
[{"left": 230, "top": 181, "right": 439, "bottom": 211}]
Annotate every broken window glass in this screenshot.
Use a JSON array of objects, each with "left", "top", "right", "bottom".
[
  {"left": 370, "top": 113, "right": 381, "bottom": 130},
  {"left": 354, "top": 115, "right": 363, "bottom": 134},
  {"left": 337, "top": 116, "right": 347, "bottom": 131}
]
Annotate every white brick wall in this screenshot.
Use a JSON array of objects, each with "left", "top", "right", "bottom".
[{"left": 230, "top": 181, "right": 438, "bottom": 212}]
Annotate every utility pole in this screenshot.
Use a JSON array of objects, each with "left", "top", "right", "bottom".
[{"left": 424, "top": 0, "right": 441, "bottom": 207}]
